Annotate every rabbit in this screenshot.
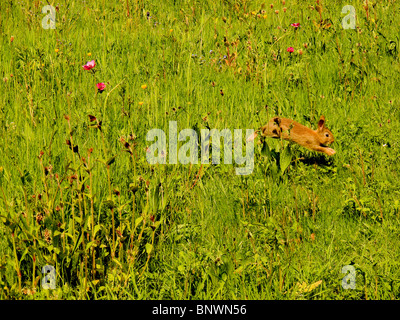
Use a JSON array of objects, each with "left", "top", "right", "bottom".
[{"left": 249, "top": 115, "right": 335, "bottom": 156}]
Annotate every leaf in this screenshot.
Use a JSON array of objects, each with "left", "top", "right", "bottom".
[
  {"left": 280, "top": 147, "right": 292, "bottom": 174},
  {"left": 112, "top": 258, "right": 122, "bottom": 268},
  {"left": 93, "top": 224, "right": 102, "bottom": 238},
  {"left": 20, "top": 247, "right": 30, "bottom": 263},
  {"left": 106, "top": 155, "right": 117, "bottom": 166},
  {"left": 135, "top": 216, "right": 143, "bottom": 228},
  {"left": 91, "top": 280, "right": 100, "bottom": 286},
  {"left": 261, "top": 139, "right": 271, "bottom": 157},
  {"left": 145, "top": 243, "right": 153, "bottom": 255},
  {"left": 70, "top": 232, "right": 83, "bottom": 257},
  {"left": 53, "top": 230, "right": 62, "bottom": 237},
  {"left": 86, "top": 241, "right": 98, "bottom": 251},
  {"left": 294, "top": 280, "right": 322, "bottom": 294}
]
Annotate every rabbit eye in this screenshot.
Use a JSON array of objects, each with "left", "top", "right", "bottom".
[{"left": 325, "top": 133, "right": 329, "bottom": 137}]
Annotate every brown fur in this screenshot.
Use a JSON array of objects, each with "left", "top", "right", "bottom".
[{"left": 260, "top": 115, "right": 335, "bottom": 156}]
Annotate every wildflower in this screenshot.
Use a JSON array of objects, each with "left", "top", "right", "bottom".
[
  {"left": 87, "top": 52, "right": 92, "bottom": 56},
  {"left": 275, "top": 10, "right": 279, "bottom": 14},
  {"left": 283, "top": 7, "right": 287, "bottom": 12},
  {"left": 291, "top": 23, "right": 300, "bottom": 28},
  {"left": 22, "top": 287, "right": 36, "bottom": 296},
  {"left": 138, "top": 101, "right": 144, "bottom": 105},
  {"left": 97, "top": 82, "right": 106, "bottom": 93},
  {"left": 44, "top": 229, "right": 52, "bottom": 244},
  {"left": 83, "top": 60, "right": 96, "bottom": 70},
  {"left": 287, "top": 47, "right": 294, "bottom": 53},
  {"left": 35, "top": 213, "right": 43, "bottom": 224},
  {"left": 55, "top": 48, "right": 59, "bottom": 53},
  {"left": 141, "top": 84, "right": 147, "bottom": 89},
  {"left": 10, "top": 36, "right": 14, "bottom": 43}
]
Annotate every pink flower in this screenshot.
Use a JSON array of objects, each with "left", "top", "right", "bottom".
[
  {"left": 291, "top": 23, "right": 301, "bottom": 28},
  {"left": 287, "top": 47, "right": 294, "bottom": 53},
  {"left": 96, "top": 82, "right": 106, "bottom": 92},
  {"left": 83, "top": 60, "right": 96, "bottom": 70}
]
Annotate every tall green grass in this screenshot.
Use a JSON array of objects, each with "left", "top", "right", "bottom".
[{"left": 1, "top": 0, "right": 400, "bottom": 299}]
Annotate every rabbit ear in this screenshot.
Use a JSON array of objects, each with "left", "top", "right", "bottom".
[{"left": 318, "top": 115, "right": 326, "bottom": 130}]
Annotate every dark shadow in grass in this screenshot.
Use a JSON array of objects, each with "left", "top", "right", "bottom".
[{"left": 298, "top": 153, "right": 335, "bottom": 167}]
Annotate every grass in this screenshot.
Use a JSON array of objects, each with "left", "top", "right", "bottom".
[{"left": 1, "top": 0, "right": 400, "bottom": 299}]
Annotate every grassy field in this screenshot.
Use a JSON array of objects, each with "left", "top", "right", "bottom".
[{"left": 1, "top": 0, "right": 400, "bottom": 300}]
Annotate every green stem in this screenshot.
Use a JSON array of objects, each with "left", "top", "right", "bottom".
[{"left": 11, "top": 232, "right": 21, "bottom": 293}]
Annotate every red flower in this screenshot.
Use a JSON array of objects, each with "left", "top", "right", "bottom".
[
  {"left": 287, "top": 47, "right": 294, "bottom": 53},
  {"left": 291, "top": 23, "right": 301, "bottom": 28},
  {"left": 83, "top": 60, "right": 96, "bottom": 70},
  {"left": 96, "top": 82, "right": 106, "bottom": 92}
]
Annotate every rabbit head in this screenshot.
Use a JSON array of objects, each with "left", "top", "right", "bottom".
[{"left": 316, "top": 115, "right": 334, "bottom": 146}]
